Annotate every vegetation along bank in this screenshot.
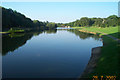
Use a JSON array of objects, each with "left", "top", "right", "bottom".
[
  {"left": 72, "top": 27, "right": 120, "bottom": 78},
  {"left": 1, "top": 6, "right": 120, "bottom": 78},
  {"left": 1, "top": 6, "right": 57, "bottom": 33}
]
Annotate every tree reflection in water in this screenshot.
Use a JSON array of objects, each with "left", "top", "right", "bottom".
[
  {"left": 2, "top": 29, "right": 57, "bottom": 55},
  {"left": 2, "top": 29, "right": 100, "bottom": 56}
]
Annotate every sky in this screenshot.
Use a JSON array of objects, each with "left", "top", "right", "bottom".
[
  {"left": 1, "top": 0, "right": 120, "bottom": 2},
  {"left": 1, "top": 2, "right": 118, "bottom": 23}
]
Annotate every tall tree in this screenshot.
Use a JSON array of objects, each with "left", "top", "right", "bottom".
[{"left": 79, "top": 17, "right": 90, "bottom": 27}]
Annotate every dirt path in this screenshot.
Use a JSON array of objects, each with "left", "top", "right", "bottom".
[
  {"left": 97, "top": 31, "right": 120, "bottom": 43},
  {"left": 79, "top": 30, "right": 119, "bottom": 79},
  {"left": 78, "top": 29, "right": 120, "bottom": 43}
]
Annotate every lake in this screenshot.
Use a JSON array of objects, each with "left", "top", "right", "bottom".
[{"left": 2, "top": 28, "right": 103, "bottom": 79}]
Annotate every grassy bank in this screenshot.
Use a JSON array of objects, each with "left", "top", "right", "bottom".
[
  {"left": 72, "top": 26, "right": 119, "bottom": 39},
  {"left": 89, "top": 36, "right": 119, "bottom": 78},
  {"left": 73, "top": 26, "right": 119, "bottom": 78},
  {"left": 0, "top": 28, "right": 25, "bottom": 34}
]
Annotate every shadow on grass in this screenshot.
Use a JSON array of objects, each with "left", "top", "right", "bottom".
[
  {"left": 108, "top": 32, "right": 120, "bottom": 39},
  {"left": 83, "top": 32, "right": 120, "bottom": 79}
]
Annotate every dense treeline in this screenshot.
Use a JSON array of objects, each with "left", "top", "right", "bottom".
[
  {"left": 2, "top": 6, "right": 57, "bottom": 31},
  {"left": 64, "top": 15, "right": 120, "bottom": 27},
  {"left": 1, "top": 6, "right": 120, "bottom": 31}
]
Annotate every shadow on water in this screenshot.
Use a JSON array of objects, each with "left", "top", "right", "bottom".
[
  {"left": 2, "top": 29, "right": 57, "bottom": 55},
  {"left": 2, "top": 28, "right": 119, "bottom": 79},
  {"left": 2, "top": 28, "right": 103, "bottom": 79},
  {"left": 2, "top": 29, "right": 101, "bottom": 56}
]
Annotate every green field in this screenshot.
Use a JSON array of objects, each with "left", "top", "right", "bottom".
[
  {"left": 0, "top": 28, "right": 25, "bottom": 34},
  {"left": 72, "top": 26, "right": 119, "bottom": 39},
  {"left": 89, "top": 36, "right": 119, "bottom": 78},
  {"left": 73, "top": 26, "right": 120, "bottom": 78}
]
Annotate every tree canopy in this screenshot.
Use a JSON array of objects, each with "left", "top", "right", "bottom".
[
  {"left": 2, "top": 6, "right": 57, "bottom": 31},
  {"left": 64, "top": 15, "right": 120, "bottom": 27},
  {"left": 1, "top": 6, "right": 119, "bottom": 31}
]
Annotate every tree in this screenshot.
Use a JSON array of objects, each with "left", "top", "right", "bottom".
[
  {"left": 46, "top": 22, "right": 57, "bottom": 29},
  {"left": 94, "top": 18, "right": 103, "bottom": 27},
  {"left": 79, "top": 17, "right": 90, "bottom": 27},
  {"left": 106, "top": 15, "right": 119, "bottom": 27},
  {"left": 2, "top": 6, "right": 57, "bottom": 31}
]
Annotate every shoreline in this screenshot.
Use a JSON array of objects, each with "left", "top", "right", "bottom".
[
  {"left": 78, "top": 30, "right": 97, "bottom": 35},
  {"left": 77, "top": 27, "right": 119, "bottom": 78},
  {"left": 78, "top": 29, "right": 103, "bottom": 78},
  {"left": 80, "top": 46, "right": 102, "bottom": 78}
]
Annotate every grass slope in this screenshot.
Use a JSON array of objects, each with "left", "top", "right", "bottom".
[
  {"left": 89, "top": 36, "right": 119, "bottom": 78},
  {"left": 73, "top": 26, "right": 119, "bottom": 78},
  {"left": 72, "top": 26, "right": 119, "bottom": 38}
]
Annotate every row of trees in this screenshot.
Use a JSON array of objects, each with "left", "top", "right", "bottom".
[
  {"left": 64, "top": 15, "right": 120, "bottom": 27},
  {"left": 2, "top": 6, "right": 119, "bottom": 30},
  {"left": 2, "top": 6, "right": 57, "bottom": 31}
]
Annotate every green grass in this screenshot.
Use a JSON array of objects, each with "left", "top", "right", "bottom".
[
  {"left": 72, "top": 26, "right": 120, "bottom": 78},
  {"left": 88, "top": 36, "right": 119, "bottom": 78},
  {"left": 72, "top": 26, "right": 119, "bottom": 38},
  {"left": 72, "top": 26, "right": 118, "bottom": 33},
  {"left": 0, "top": 28, "right": 25, "bottom": 34}
]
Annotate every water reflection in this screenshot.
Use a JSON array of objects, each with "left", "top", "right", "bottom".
[
  {"left": 68, "top": 29, "right": 100, "bottom": 41},
  {"left": 2, "top": 29, "right": 57, "bottom": 55},
  {"left": 2, "top": 29, "right": 100, "bottom": 56},
  {"left": 45, "top": 29, "right": 57, "bottom": 34},
  {"left": 2, "top": 29, "right": 102, "bottom": 78}
]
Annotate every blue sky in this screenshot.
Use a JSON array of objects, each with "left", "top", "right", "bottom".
[
  {"left": 2, "top": 2, "right": 118, "bottom": 23},
  {"left": 2, "top": 0, "right": 120, "bottom": 2}
]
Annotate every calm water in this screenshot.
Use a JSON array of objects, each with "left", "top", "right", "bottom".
[{"left": 2, "top": 29, "right": 103, "bottom": 78}]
